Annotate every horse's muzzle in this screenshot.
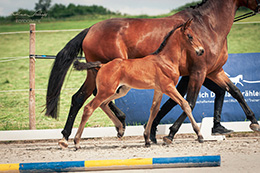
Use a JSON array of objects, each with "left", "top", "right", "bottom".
[{"left": 196, "top": 47, "right": 205, "bottom": 56}]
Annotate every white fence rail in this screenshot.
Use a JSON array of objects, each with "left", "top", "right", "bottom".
[{"left": 0, "top": 118, "right": 259, "bottom": 142}]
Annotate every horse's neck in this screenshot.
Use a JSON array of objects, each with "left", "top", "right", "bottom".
[{"left": 191, "top": 0, "right": 239, "bottom": 36}]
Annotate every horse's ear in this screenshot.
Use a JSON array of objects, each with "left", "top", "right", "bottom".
[{"left": 182, "top": 18, "right": 193, "bottom": 31}]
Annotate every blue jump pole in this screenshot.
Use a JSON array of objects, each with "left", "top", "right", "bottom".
[{"left": 0, "top": 155, "right": 220, "bottom": 172}]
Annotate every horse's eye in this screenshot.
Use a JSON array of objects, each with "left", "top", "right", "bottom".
[{"left": 187, "top": 34, "right": 193, "bottom": 41}]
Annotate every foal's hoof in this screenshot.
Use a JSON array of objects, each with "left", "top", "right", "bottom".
[
  {"left": 250, "top": 123, "right": 260, "bottom": 132},
  {"left": 144, "top": 124, "right": 158, "bottom": 144},
  {"left": 198, "top": 136, "right": 204, "bottom": 143},
  {"left": 116, "top": 127, "right": 125, "bottom": 138},
  {"left": 163, "top": 136, "right": 173, "bottom": 145},
  {"left": 74, "top": 139, "right": 81, "bottom": 150},
  {"left": 58, "top": 138, "right": 68, "bottom": 149},
  {"left": 117, "top": 132, "right": 124, "bottom": 138},
  {"left": 74, "top": 142, "right": 81, "bottom": 150},
  {"left": 75, "top": 144, "right": 81, "bottom": 150}
]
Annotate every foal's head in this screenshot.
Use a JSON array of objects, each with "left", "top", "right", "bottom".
[
  {"left": 153, "top": 19, "right": 204, "bottom": 57},
  {"left": 179, "top": 18, "right": 204, "bottom": 56}
]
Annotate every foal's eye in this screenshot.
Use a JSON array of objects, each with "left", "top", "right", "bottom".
[{"left": 187, "top": 34, "right": 193, "bottom": 41}]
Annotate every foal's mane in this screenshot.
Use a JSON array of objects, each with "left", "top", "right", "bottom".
[{"left": 152, "top": 24, "right": 184, "bottom": 55}]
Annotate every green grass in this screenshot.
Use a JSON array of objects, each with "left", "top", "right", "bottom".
[
  {"left": 0, "top": 12, "right": 259, "bottom": 130},
  {"left": 0, "top": 20, "right": 113, "bottom": 130},
  {"left": 0, "top": 58, "right": 112, "bottom": 130},
  {"left": 228, "top": 23, "right": 260, "bottom": 53}
]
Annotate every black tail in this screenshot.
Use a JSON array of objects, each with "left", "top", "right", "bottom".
[
  {"left": 45, "top": 28, "right": 89, "bottom": 119},
  {"left": 73, "top": 60, "right": 101, "bottom": 71}
]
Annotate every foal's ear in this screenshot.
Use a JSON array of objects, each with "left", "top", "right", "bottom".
[{"left": 182, "top": 18, "right": 193, "bottom": 31}]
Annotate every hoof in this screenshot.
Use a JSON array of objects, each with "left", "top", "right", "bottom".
[
  {"left": 117, "top": 132, "right": 124, "bottom": 138},
  {"left": 150, "top": 135, "right": 157, "bottom": 144},
  {"left": 250, "top": 123, "right": 260, "bottom": 132},
  {"left": 58, "top": 138, "right": 68, "bottom": 149},
  {"left": 150, "top": 127, "right": 158, "bottom": 144},
  {"left": 198, "top": 136, "right": 204, "bottom": 143},
  {"left": 145, "top": 142, "right": 151, "bottom": 147},
  {"left": 116, "top": 127, "right": 125, "bottom": 138},
  {"left": 163, "top": 136, "right": 173, "bottom": 145},
  {"left": 143, "top": 124, "right": 157, "bottom": 144},
  {"left": 74, "top": 141, "right": 81, "bottom": 150},
  {"left": 74, "top": 139, "right": 81, "bottom": 150},
  {"left": 75, "top": 144, "right": 81, "bottom": 150}
]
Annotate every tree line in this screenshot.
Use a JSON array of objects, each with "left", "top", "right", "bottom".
[{"left": 0, "top": 0, "right": 118, "bottom": 22}]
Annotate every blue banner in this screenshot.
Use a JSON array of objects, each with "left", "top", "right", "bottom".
[{"left": 115, "top": 53, "right": 260, "bottom": 125}]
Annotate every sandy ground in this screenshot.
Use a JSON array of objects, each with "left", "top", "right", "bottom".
[{"left": 1, "top": 133, "right": 260, "bottom": 172}]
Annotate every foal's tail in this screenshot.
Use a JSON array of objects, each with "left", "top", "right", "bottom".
[
  {"left": 73, "top": 60, "right": 102, "bottom": 71},
  {"left": 45, "top": 28, "right": 89, "bottom": 119}
]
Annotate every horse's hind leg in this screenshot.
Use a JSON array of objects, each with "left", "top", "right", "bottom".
[
  {"left": 59, "top": 70, "right": 97, "bottom": 149},
  {"left": 144, "top": 90, "right": 163, "bottom": 147},
  {"left": 208, "top": 70, "right": 260, "bottom": 132}
]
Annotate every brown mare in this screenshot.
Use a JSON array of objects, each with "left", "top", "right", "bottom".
[
  {"left": 45, "top": 0, "right": 260, "bottom": 148},
  {"left": 73, "top": 19, "right": 205, "bottom": 148}
]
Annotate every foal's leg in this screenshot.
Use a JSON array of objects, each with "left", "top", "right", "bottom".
[
  {"left": 93, "top": 88, "right": 126, "bottom": 131},
  {"left": 208, "top": 70, "right": 260, "bottom": 132},
  {"left": 144, "top": 90, "right": 163, "bottom": 147},
  {"left": 74, "top": 98, "right": 103, "bottom": 150},
  {"left": 150, "top": 76, "right": 189, "bottom": 143},
  {"left": 59, "top": 70, "right": 97, "bottom": 149},
  {"left": 163, "top": 73, "right": 206, "bottom": 144},
  {"left": 164, "top": 83, "right": 203, "bottom": 142},
  {"left": 74, "top": 88, "right": 117, "bottom": 150},
  {"left": 99, "top": 86, "right": 131, "bottom": 138}
]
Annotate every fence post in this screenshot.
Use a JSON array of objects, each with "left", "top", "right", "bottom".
[{"left": 29, "top": 24, "right": 36, "bottom": 130}]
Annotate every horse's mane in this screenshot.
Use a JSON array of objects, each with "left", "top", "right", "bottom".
[
  {"left": 189, "top": 0, "right": 208, "bottom": 9},
  {"left": 152, "top": 1, "right": 209, "bottom": 55},
  {"left": 152, "top": 24, "right": 183, "bottom": 55}
]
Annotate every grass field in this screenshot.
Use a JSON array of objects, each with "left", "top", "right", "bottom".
[{"left": 0, "top": 11, "right": 259, "bottom": 130}]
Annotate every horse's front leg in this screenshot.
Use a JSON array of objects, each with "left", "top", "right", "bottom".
[
  {"left": 144, "top": 90, "right": 163, "bottom": 147},
  {"left": 208, "top": 70, "right": 260, "bottom": 132},
  {"left": 163, "top": 72, "right": 206, "bottom": 144}
]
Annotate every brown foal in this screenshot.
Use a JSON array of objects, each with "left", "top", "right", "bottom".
[{"left": 73, "top": 19, "right": 205, "bottom": 148}]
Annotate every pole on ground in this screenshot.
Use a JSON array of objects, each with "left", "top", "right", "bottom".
[
  {"left": 29, "top": 23, "right": 36, "bottom": 130},
  {"left": 0, "top": 155, "right": 221, "bottom": 172}
]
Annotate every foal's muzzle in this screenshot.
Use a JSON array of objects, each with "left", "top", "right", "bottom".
[{"left": 196, "top": 47, "right": 205, "bottom": 56}]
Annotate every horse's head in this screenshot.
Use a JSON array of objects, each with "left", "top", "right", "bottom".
[
  {"left": 240, "top": 0, "right": 260, "bottom": 13},
  {"left": 180, "top": 18, "right": 205, "bottom": 56}
]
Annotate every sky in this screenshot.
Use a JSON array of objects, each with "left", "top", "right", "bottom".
[{"left": 0, "top": 0, "right": 198, "bottom": 16}]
